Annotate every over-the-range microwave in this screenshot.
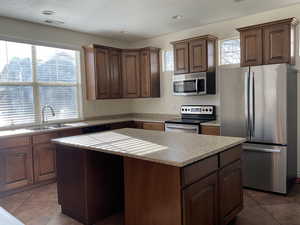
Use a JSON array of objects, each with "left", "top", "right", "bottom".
[{"left": 173, "top": 72, "right": 216, "bottom": 96}]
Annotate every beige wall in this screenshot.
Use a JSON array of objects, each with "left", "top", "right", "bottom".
[
  {"left": 0, "top": 16, "right": 133, "bottom": 119},
  {"left": 129, "top": 4, "right": 300, "bottom": 175}
]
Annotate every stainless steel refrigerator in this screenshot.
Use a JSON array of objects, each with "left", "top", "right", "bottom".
[{"left": 220, "top": 64, "right": 297, "bottom": 194}]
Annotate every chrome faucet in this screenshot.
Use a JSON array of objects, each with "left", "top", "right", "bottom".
[{"left": 41, "top": 105, "right": 56, "bottom": 124}]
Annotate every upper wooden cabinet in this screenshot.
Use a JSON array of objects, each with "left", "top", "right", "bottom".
[
  {"left": 140, "top": 48, "right": 160, "bottom": 98},
  {"left": 84, "top": 45, "right": 122, "bottom": 100},
  {"left": 238, "top": 18, "right": 297, "bottom": 67},
  {"left": 240, "top": 28, "right": 263, "bottom": 66},
  {"left": 84, "top": 45, "right": 160, "bottom": 99},
  {"left": 122, "top": 50, "right": 141, "bottom": 98},
  {"left": 173, "top": 41, "right": 189, "bottom": 74},
  {"left": 172, "top": 35, "right": 217, "bottom": 75},
  {"left": 109, "top": 49, "right": 122, "bottom": 98}
]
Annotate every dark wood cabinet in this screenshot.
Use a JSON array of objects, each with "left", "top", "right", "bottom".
[
  {"left": 263, "top": 23, "right": 291, "bottom": 64},
  {"left": 95, "top": 48, "right": 110, "bottom": 99},
  {"left": 238, "top": 18, "right": 297, "bottom": 67},
  {"left": 201, "top": 125, "right": 220, "bottom": 136},
  {"left": 0, "top": 146, "right": 33, "bottom": 192},
  {"left": 219, "top": 160, "right": 243, "bottom": 225},
  {"left": 33, "top": 143, "right": 56, "bottom": 182},
  {"left": 84, "top": 45, "right": 160, "bottom": 99},
  {"left": 183, "top": 173, "right": 218, "bottom": 225},
  {"left": 140, "top": 48, "right": 160, "bottom": 98},
  {"left": 122, "top": 50, "right": 141, "bottom": 98},
  {"left": 84, "top": 45, "right": 121, "bottom": 100},
  {"left": 33, "top": 132, "right": 59, "bottom": 183},
  {"left": 174, "top": 41, "right": 189, "bottom": 74},
  {"left": 189, "top": 38, "right": 207, "bottom": 72},
  {"left": 142, "top": 122, "right": 165, "bottom": 131},
  {"left": 109, "top": 49, "right": 122, "bottom": 98},
  {"left": 239, "top": 28, "right": 263, "bottom": 66},
  {"left": 172, "top": 35, "right": 217, "bottom": 75}
]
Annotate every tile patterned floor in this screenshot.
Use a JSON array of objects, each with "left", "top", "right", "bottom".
[{"left": 1, "top": 183, "right": 300, "bottom": 225}]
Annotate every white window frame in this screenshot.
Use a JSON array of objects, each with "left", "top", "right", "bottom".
[
  {"left": 162, "top": 49, "right": 174, "bottom": 72},
  {"left": 0, "top": 40, "right": 83, "bottom": 129},
  {"left": 219, "top": 37, "right": 241, "bottom": 67}
]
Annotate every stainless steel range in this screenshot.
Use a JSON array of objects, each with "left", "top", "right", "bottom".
[{"left": 165, "top": 105, "right": 216, "bottom": 134}]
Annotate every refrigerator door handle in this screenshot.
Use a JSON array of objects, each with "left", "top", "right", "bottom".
[
  {"left": 249, "top": 71, "right": 254, "bottom": 138},
  {"left": 245, "top": 69, "right": 251, "bottom": 138},
  {"left": 251, "top": 71, "right": 255, "bottom": 137},
  {"left": 243, "top": 147, "right": 281, "bottom": 153}
]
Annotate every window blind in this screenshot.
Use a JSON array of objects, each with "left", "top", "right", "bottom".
[
  {"left": 0, "top": 40, "right": 81, "bottom": 128},
  {"left": 0, "top": 86, "right": 35, "bottom": 126}
]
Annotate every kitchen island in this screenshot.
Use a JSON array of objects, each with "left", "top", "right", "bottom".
[{"left": 52, "top": 128, "right": 245, "bottom": 225}]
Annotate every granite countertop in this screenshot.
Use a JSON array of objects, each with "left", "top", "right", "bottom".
[
  {"left": 0, "top": 114, "right": 178, "bottom": 139},
  {"left": 52, "top": 128, "right": 245, "bottom": 167}
]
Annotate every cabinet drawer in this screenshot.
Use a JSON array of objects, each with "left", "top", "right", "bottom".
[
  {"left": 181, "top": 155, "right": 218, "bottom": 187},
  {"left": 0, "top": 136, "right": 31, "bottom": 149},
  {"left": 33, "top": 132, "right": 59, "bottom": 145},
  {"left": 143, "top": 122, "right": 165, "bottom": 131},
  {"left": 110, "top": 121, "right": 134, "bottom": 130},
  {"left": 201, "top": 125, "right": 220, "bottom": 136},
  {"left": 220, "top": 145, "right": 242, "bottom": 168}
]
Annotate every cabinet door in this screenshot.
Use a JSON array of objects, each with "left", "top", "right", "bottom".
[
  {"left": 240, "top": 29, "right": 263, "bottom": 66},
  {"left": 140, "top": 50, "right": 151, "bottom": 97},
  {"left": 33, "top": 143, "right": 56, "bottom": 182},
  {"left": 122, "top": 51, "right": 140, "bottom": 98},
  {"left": 0, "top": 146, "right": 33, "bottom": 191},
  {"left": 263, "top": 23, "right": 290, "bottom": 64},
  {"left": 201, "top": 126, "right": 220, "bottom": 136},
  {"left": 219, "top": 160, "right": 243, "bottom": 225},
  {"left": 174, "top": 41, "right": 189, "bottom": 74},
  {"left": 183, "top": 173, "right": 218, "bottom": 225},
  {"left": 142, "top": 122, "right": 165, "bottom": 131},
  {"left": 189, "top": 39, "right": 207, "bottom": 72},
  {"left": 109, "top": 49, "right": 122, "bottom": 98},
  {"left": 95, "top": 48, "right": 110, "bottom": 99}
]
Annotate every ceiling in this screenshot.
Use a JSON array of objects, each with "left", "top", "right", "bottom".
[{"left": 0, "top": 0, "right": 300, "bottom": 42}]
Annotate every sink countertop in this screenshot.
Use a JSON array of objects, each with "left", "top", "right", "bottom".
[
  {"left": 52, "top": 128, "right": 245, "bottom": 167},
  {"left": 0, "top": 114, "right": 178, "bottom": 139}
]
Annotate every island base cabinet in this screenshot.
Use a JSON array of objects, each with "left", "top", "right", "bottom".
[
  {"left": 183, "top": 173, "right": 218, "bottom": 225},
  {"left": 124, "top": 157, "right": 182, "bottom": 225},
  {"left": 56, "top": 145, "right": 124, "bottom": 225},
  {"left": 219, "top": 160, "right": 243, "bottom": 225}
]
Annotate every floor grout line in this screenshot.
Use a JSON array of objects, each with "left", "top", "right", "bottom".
[{"left": 245, "top": 191, "right": 284, "bottom": 225}]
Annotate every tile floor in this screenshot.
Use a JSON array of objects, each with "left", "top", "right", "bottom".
[{"left": 1, "top": 183, "right": 300, "bottom": 225}]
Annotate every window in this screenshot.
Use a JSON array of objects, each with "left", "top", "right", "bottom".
[
  {"left": 163, "top": 50, "right": 174, "bottom": 72},
  {"left": 219, "top": 38, "right": 240, "bottom": 65},
  {"left": 0, "top": 40, "right": 81, "bottom": 128}
]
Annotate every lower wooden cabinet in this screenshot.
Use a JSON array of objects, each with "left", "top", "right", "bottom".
[
  {"left": 142, "top": 122, "right": 165, "bottom": 131},
  {"left": 0, "top": 146, "right": 33, "bottom": 192},
  {"left": 33, "top": 143, "right": 57, "bottom": 183},
  {"left": 201, "top": 125, "right": 220, "bottom": 136},
  {"left": 183, "top": 173, "right": 218, "bottom": 225},
  {"left": 219, "top": 160, "right": 243, "bottom": 225}
]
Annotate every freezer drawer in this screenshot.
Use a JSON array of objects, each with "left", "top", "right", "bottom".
[{"left": 242, "top": 143, "right": 287, "bottom": 194}]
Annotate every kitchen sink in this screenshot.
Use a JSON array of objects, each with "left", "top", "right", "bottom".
[{"left": 28, "top": 123, "right": 70, "bottom": 131}]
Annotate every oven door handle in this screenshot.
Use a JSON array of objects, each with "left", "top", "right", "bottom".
[{"left": 166, "top": 126, "right": 198, "bottom": 131}]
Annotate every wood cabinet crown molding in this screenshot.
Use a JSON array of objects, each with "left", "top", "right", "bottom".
[
  {"left": 236, "top": 17, "right": 298, "bottom": 31},
  {"left": 170, "top": 34, "right": 218, "bottom": 45}
]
